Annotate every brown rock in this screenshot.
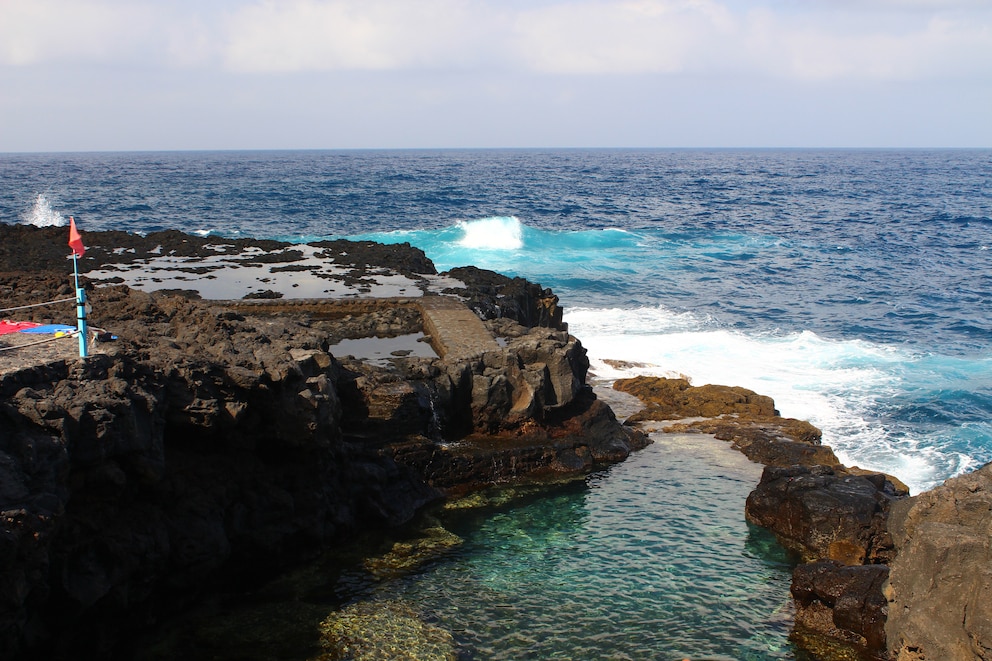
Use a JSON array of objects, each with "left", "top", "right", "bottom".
[
  {"left": 614, "top": 376, "right": 777, "bottom": 420},
  {"left": 792, "top": 560, "right": 890, "bottom": 658},
  {"left": 885, "top": 462, "right": 992, "bottom": 661},
  {"left": 666, "top": 417, "right": 835, "bottom": 466}
]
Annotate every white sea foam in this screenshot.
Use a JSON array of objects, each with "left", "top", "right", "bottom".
[
  {"left": 457, "top": 216, "right": 523, "bottom": 250},
  {"left": 22, "top": 194, "right": 66, "bottom": 227},
  {"left": 566, "top": 305, "right": 971, "bottom": 494}
]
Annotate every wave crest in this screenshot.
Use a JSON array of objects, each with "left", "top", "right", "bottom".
[{"left": 457, "top": 216, "right": 523, "bottom": 250}]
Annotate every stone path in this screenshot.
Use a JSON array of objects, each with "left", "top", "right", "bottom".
[
  {"left": 417, "top": 296, "right": 500, "bottom": 361},
  {"left": 227, "top": 295, "right": 501, "bottom": 361}
]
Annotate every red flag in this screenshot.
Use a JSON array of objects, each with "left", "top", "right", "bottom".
[{"left": 68, "top": 216, "right": 85, "bottom": 257}]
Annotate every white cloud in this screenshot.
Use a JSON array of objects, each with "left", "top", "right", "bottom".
[
  {"left": 1, "top": 0, "right": 989, "bottom": 82},
  {"left": 0, "top": 0, "right": 159, "bottom": 66},
  {"left": 741, "top": 7, "right": 992, "bottom": 81},
  {"left": 509, "top": 0, "right": 736, "bottom": 74},
  {"left": 220, "top": 0, "right": 496, "bottom": 72}
]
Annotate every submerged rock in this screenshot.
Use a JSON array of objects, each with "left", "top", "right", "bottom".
[
  {"left": 362, "top": 526, "right": 464, "bottom": 580},
  {"left": 316, "top": 599, "right": 456, "bottom": 661}
]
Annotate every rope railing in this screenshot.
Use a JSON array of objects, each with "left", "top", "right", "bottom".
[
  {"left": 1, "top": 283, "right": 88, "bottom": 358},
  {"left": 0, "top": 296, "right": 77, "bottom": 314},
  {"left": 0, "top": 330, "right": 79, "bottom": 353}
]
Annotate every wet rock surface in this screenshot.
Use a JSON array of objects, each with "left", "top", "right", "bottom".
[
  {"left": 745, "top": 464, "right": 901, "bottom": 566},
  {"left": 0, "top": 226, "right": 645, "bottom": 660}
]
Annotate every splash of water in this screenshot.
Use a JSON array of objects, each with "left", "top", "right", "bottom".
[
  {"left": 456, "top": 216, "right": 523, "bottom": 250},
  {"left": 566, "top": 305, "right": 991, "bottom": 494},
  {"left": 22, "top": 194, "right": 66, "bottom": 227}
]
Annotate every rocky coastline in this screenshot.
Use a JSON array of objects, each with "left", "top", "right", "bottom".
[
  {"left": 613, "top": 375, "right": 991, "bottom": 661},
  {"left": 1, "top": 224, "right": 989, "bottom": 660},
  {"left": 0, "top": 225, "right": 648, "bottom": 659}
]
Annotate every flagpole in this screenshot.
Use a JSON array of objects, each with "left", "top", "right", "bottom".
[{"left": 72, "top": 246, "right": 88, "bottom": 359}]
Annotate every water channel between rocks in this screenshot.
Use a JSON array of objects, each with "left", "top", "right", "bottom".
[{"left": 139, "top": 406, "right": 804, "bottom": 660}]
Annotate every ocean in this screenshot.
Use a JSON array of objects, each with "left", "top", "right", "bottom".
[{"left": 3, "top": 149, "right": 991, "bottom": 659}]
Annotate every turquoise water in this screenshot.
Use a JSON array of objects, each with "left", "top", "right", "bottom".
[{"left": 321, "top": 434, "right": 800, "bottom": 660}]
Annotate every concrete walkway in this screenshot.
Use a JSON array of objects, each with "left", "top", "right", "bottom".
[
  {"left": 417, "top": 296, "right": 500, "bottom": 361},
  {"left": 222, "top": 294, "right": 501, "bottom": 362}
]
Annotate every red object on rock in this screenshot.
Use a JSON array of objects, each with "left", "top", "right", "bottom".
[{"left": 68, "top": 216, "right": 85, "bottom": 257}]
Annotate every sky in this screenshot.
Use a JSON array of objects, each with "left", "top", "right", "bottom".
[{"left": 1, "top": 0, "right": 990, "bottom": 151}]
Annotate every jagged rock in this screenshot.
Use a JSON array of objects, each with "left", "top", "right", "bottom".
[
  {"left": 885, "top": 462, "right": 992, "bottom": 661},
  {"left": 0, "top": 228, "right": 641, "bottom": 660},
  {"left": 744, "top": 461, "right": 908, "bottom": 661},
  {"left": 443, "top": 266, "right": 565, "bottom": 329},
  {"left": 791, "top": 560, "right": 890, "bottom": 660},
  {"left": 392, "top": 391, "right": 648, "bottom": 495},
  {"left": 746, "top": 464, "right": 903, "bottom": 565}
]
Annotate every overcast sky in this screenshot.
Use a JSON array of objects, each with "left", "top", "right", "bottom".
[{"left": 2, "top": 0, "right": 990, "bottom": 151}]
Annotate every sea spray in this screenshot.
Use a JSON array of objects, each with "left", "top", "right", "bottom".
[
  {"left": 22, "top": 194, "right": 65, "bottom": 227},
  {"left": 456, "top": 216, "right": 523, "bottom": 250},
  {"left": 565, "top": 306, "right": 990, "bottom": 494}
]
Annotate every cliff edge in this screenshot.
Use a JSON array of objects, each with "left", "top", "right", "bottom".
[{"left": 0, "top": 227, "right": 647, "bottom": 660}]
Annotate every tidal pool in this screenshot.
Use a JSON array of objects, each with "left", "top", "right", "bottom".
[{"left": 140, "top": 432, "right": 805, "bottom": 660}]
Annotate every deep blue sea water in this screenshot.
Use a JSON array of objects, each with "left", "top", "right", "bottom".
[{"left": 3, "top": 149, "right": 991, "bottom": 659}]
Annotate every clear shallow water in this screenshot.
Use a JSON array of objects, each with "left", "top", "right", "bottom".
[{"left": 316, "top": 434, "right": 799, "bottom": 661}]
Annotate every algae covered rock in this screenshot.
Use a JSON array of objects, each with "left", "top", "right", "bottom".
[
  {"left": 316, "top": 599, "right": 456, "bottom": 661},
  {"left": 362, "top": 525, "right": 463, "bottom": 579}
]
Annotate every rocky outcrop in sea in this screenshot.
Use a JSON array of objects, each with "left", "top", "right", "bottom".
[{"left": 0, "top": 226, "right": 646, "bottom": 660}]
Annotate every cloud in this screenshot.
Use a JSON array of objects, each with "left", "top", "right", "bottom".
[
  {"left": 0, "top": 0, "right": 154, "bottom": 65},
  {"left": 508, "top": 1, "right": 735, "bottom": 75},
  {"left": 1, "top": 0, "right": 990, "bottom": 83},
  {"left": 740, "top": 7, "right": 992, "bottom": 81},
  {"left": 0, "top": 0, "right": 221, "bottom": 69},
  {"left": 220, "top": 0, "right": 496, "bottom": 72},
  {"left": 218, "top": 0, "right": 992, "bottom": 81}
]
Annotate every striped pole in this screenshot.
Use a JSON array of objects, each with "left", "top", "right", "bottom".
[{"left": 73, "top": 253, "right": 88, "bottom": 358}]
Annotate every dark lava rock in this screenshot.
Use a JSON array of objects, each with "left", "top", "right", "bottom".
[
  {"left": 745, "top": 464, "right": 904, "bottom": 566},
  {"left": 791, "top": 560, "right": 890, "bottom": 660},
  {"left": 0, "top": 224, "right": 437, "bottom": 278},
  {"left": 443, "top": 266, "right": 564, "bottom": 330},
  {"left": 0, "top": 227, "right": 641, "bottom": 660}
]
